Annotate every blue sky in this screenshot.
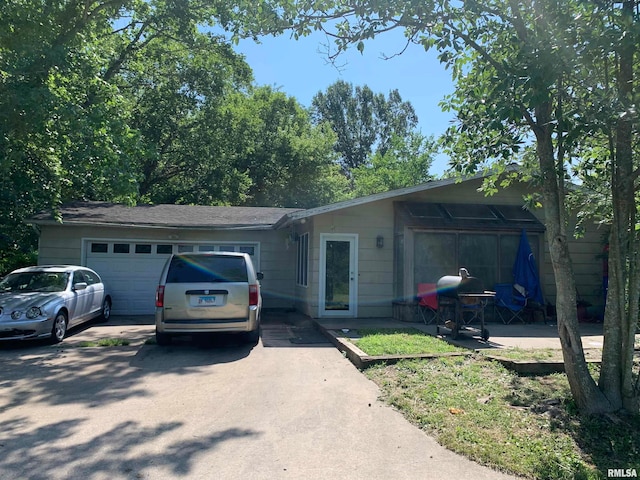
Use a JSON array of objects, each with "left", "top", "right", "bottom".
[{"left": 235, "top": 30, "right": 456, "bottom": 175}]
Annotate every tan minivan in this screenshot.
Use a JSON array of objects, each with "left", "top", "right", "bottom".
[{"left": 154, "top": 252, "right": 262, "bottom": 345}]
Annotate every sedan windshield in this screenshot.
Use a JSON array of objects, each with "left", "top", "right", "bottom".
[{"left": 0, "top": 272, "right": 69, "bottom": 293}]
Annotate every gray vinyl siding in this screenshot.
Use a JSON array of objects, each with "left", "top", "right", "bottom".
[
  {"left": 293, "top": 177, "right": 607, "bottom": 318},
  {"left": 304, "top": 200, "right": 395, "bottom": 318}
]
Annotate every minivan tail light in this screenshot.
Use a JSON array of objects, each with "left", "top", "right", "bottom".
[
  {"left": 155, "top": 285, "right": 165, "bottom": 307},
  {"left": 249, "top": 284, "right": 259, "bottom": 306}
]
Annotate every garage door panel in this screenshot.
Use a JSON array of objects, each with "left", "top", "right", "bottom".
[
  {"left": 87, "top": 253, "right": 169, "bottom": 315},
  {"left": 86, "top": 241, "right": 259, "bottom": 316}
]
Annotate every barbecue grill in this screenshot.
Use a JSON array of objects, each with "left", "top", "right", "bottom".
[{"left": 436, "top": 268, "right": 492, "bottom": 341}]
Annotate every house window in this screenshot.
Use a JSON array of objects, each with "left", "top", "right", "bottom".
[{"left": 297, "top": 233, "right": 309, "bottom": 287}]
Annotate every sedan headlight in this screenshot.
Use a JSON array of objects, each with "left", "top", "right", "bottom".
[
  {"left": 11, "top": 310, "right": 22, "bottom": 320},
  {"left": 26, "top": 307, "right": 43, "bottom": 319}
]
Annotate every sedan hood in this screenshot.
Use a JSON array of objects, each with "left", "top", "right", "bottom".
[{"left": 0, "top": 292, "right": 59, "bottom": 313}]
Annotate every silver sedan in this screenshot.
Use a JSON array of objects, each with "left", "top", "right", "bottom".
[{"left": 0, "top": 265, "right": 112, "bottom": 343}]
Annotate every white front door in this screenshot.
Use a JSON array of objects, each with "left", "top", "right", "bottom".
[{"left": 319, "top": 234, "right": 358, "bottom": 317}]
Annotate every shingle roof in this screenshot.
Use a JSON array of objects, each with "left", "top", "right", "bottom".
[{"left": 29, "top": 201, "right": 303, "bottom": 230}]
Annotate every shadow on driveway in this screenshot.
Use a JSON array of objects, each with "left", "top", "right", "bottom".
[
  {"left": 0, "top": 415, "right": 260, "bottom": 480},
  {"left": 0, "top": 328, "right": 260, "bottom": 479}
]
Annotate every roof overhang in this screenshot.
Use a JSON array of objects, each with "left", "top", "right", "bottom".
[
  {"left": 396, "top": 202, "right": 546, "bottom": 232},
  {"left": 28, "top": 202, "right": 303, "bottom": 231}
]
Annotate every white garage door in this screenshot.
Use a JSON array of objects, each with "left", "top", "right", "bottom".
[{"left": 85, "top": 240, "right": 260, "bottom": 315}]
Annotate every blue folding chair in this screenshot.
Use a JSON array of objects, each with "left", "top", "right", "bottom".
[{"left": 493, "top": 283, "right": 527, "bottom": 324}]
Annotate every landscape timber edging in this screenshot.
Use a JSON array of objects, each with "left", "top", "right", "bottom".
[{"left": 312, "top": 322, "right": 470, "bottom": 369}]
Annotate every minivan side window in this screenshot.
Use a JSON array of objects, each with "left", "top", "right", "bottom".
[{"left": 166, "top": 256, "right": 248, "bottom": 283}]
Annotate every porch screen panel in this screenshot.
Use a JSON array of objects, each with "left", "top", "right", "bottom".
[
  {"left": 413, "top": 233, "right": 457, "bottom": 286},
  {"left": 499, "top": 234, "right": 540, "bottom": 284},
  {"left": 459, "top": 234, "right": 498, "bottom": 288},
  {"left": 499, "top": 235, "right": 520, "bottom": 283}
]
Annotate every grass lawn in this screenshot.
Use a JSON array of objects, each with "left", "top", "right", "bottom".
[
  {"left": 479, "top": 347, "right": 603, "bottom": 363},
  {"left": 350, "top": 328, "right": 467, "bottom": 356},
  {"left": 76, "top": 338, "right": 130, "bottom": 347},
  {"left": 353, "top": 329, "right": 640, "bottom": 479}
]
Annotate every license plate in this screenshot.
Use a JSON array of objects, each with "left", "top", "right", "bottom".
[{"left": 198, "top": 296, "right": 217, "bottom": 305}]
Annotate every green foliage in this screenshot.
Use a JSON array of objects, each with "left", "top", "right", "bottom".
[
  {"left": 351, "top": 132, "right": 436, "bottom": 196},
  {"left": 352, "top": 328, "right": 466, "bottom": 356},
  {"left": 367, "top": 357, "right": 640, "bottom": 479},
  {"left": 220, "top": 86, "right": 350, "bottom": 207},
  {"left": 310, "top": 80, "right": 420, "bottom": 175},
  {"left": 0, "top": 0, "right": 354, "bottom": 265},
  {"left": 127, "top": 32, "right": 254, "bottom": 205},
  {"left": 0, "top": 241, "right": 38, "bottom": 277},
  {"left": 77, "top": 338, "right": 131, "bottom": 347}
]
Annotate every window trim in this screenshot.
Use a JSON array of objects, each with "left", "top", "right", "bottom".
[{"left": 296, "top": 233, "right": 309, "bottom": 287}]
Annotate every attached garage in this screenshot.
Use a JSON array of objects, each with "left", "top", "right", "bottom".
[
  {"left": 84, "top": 240, "right": 261, "bottom": 314},
  {"left": 31, "top": 202, "right": 301, "bottom": 315}
]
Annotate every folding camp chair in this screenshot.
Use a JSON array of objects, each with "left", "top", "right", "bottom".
[
  {"left": 493, "top": 283, "right": 527, "bottom": 324},
  {"left": 416, "top": 283, "right": 439, "bottom": 325},
  {"left": 460, "top": 297, "right": 484, "bottom": 325}
]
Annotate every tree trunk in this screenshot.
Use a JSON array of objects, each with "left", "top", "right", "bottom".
[
  {"left": 535, "top": 108, "right": 614, "bottom": 414},
  {"left": 599, "top": 0, "right": 640, "bottom": 412},
  {"left": 600, "top": 228, "right": 623, "bottom": 409}
]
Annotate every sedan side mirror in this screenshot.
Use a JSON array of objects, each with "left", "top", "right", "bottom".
[{"left": 73, "top": 282, "right": 88, "bottom": 291}]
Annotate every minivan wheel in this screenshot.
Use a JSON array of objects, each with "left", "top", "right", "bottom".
[
  {"left": 156, "top": 331, "right": 172, "bottom": 346},
  {"left": 245, "top": 327, "right": 260, "bottom": 345}
]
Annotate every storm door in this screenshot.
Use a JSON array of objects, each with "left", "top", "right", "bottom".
[{"left": 319, "top": 234, "right": 358, "bottom": 317}]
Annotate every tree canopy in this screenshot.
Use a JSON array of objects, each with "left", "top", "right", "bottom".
[
  {"left": 310, "top": 80, "right": 419, "bottom": 173},
  {"left": 0, "top": 0, "right": 356, "bottom": 272}
]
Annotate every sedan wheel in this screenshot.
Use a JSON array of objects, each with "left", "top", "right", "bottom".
[
  {"left": 98, "top": 298, "right": 112, "bottom": 323},
  {"left": 51, "top": 311, "right": 68, "bottom": 343}
]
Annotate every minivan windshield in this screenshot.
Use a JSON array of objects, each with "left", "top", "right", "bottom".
[{"left": 166, "top": 255, "right": 248, "bottom": 283}]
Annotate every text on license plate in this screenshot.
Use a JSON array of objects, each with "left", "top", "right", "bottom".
[{"left": 198, "top": 296, "right": 217, "bottom": 305}]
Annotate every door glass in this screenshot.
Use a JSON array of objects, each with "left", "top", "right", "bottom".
[{"left": 325, "top": 240, "right": 350, "bottom": 311}]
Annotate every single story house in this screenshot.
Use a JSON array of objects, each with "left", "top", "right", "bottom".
[{"left": 29, "top": 173, "right": 607, "bottom": 318}]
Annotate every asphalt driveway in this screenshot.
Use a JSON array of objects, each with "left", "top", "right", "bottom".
[{"left": 0, "top": 315, "right": 517, "bottom": 480}]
